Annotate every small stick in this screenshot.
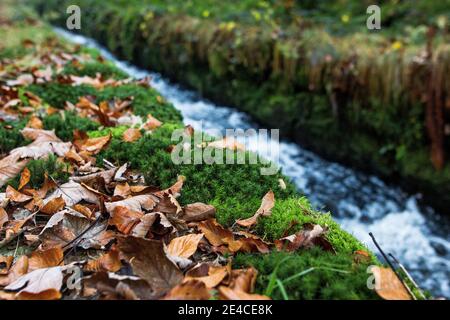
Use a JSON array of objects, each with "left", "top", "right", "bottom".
[
  {"left": 389, "top": 253, "right": 427, "bottom": 300},
  {"left": 369, "top": 232, "right": 416, "bottom": 300}
]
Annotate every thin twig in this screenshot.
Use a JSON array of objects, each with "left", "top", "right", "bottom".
[
  {"left": 369, "top": 232, "right": 416, "bottom": 300},
  {"left": 389, "top": 253, "right": 427, "bottom": 300}
]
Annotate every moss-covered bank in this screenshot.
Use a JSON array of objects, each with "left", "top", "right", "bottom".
[
  {"left": 0, "top": 5, "right": 383, "bottom": 299},
  {"left": 31, "top": 0, "right": 450, "bottom": 215}
]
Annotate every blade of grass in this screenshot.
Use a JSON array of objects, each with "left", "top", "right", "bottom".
[{"left": 276, "top": 279, "right": 289, "bottom": 300}]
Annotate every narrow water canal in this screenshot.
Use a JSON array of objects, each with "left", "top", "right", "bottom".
[{"left": 56, "top": 28, "right": 450, "bottom": 298}]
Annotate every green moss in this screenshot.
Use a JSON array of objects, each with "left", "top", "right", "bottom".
[
  {"left": 26, "top": 83, "right": 97, "bottom": 108},
  {"left": 43, "top": 111, "right": 100, "bottom": 141},
  {"left": 0, "top": 118, "right": 29, "bottom": 154},
  {"left": 61, "top": 61, "right": 128, "bottom": 79},
  {"left": 234, "top": 248, "right": 378, "bottom": 300}
]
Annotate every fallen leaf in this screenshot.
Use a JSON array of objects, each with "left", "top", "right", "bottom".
[
  {"left": 142, "top": 114, "right": 162, "bottom": 130},
  {"left": 0, "top": 256, "right": 13, "bottom": 275},
  {"left": 26, "top": 116, "right": 43, "bottom": 129},
  {"left": 40, "top": 196, "right": 65, "bottom": 215},
  {"left": 18, "top": 167, "right": 31, "bottom": 190},
  {"left": 117, "top": 236, "right": 183, "bottom": 296},
  {"left": 109, "top": 206, "right": 143, "bottom": 234},
  {"left": 0, "top": 207, "right": 8, "bottom": 228},
  {"left": 164, "top": 280, "right": 210, "bottom": 300},
  {"left": 5, "top": 266, "right": 64, "bottom": 300},
  {"left": 85, "top": 248, "right": 121, "bottom": 272},
  {"left": 84, "top": 272, "right": 155, "bottom": 300},
  {"left": 44, "top": 181, "right": 100, "bottom": 207},
  {"left": 167, "top": 234, "right": 203, "bottom": 259},
  {"left": 236, "top": 190, "right": 274, "bottom": 227},
  {"left": 371, "top": 266, "right": 412, "bottom": 300},
  {"left": 275, "top": 223, "right": 334, "bottom": 253},
  {"left": 40, "top": 210, "right": 111, "bottom": 250},
  {"left": 28, "top": 247, "right": 63, "bottom": 272},
  {"left": 0, "top": 256, "right": 29, "bottom": 287},
  {"left": 218, "top": 286, "right": 270, "bottom": 300},
  {"left": 105, "top": 194, "right": 158, "bottom": 214},
  {"left": 184, "top": 264, "right": 229, "bottom": 288},
  {"left": 198, "top": 219, "right": 242, "bottom": 252},
  {"left": 0, "top": 155, "right": 29, "bottom": 188},
  {"left": 113, "top": 183, "right": 131, "bottom": 198},
  {"left": 6, "top": 185, "right": 32, "bottom": 203},
  {"left": 74, "top": 133, "right": 111, "bottom": 155},
  {"left": 206, "top": 137, "right": 245, "bottom": 151},
  {"left": 180, "top": 203, "right": 215, "bottom": 222},
  {"left": 123, "top": 128, "right": 142, "bottom": 142}
]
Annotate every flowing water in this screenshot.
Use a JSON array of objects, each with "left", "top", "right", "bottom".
[{"left": 56, "top": 28, "right": 450, "bottom": 298}]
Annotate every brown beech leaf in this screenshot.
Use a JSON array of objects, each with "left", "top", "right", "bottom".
[
  {"left": 123, "top": 128, "right": 142, "bottom": 142},
  {"left": 184, "top": 264, "right": 229, "bottom": 288},
  {"left": 0, "top": 155, "right": 29, "bottom": 188},
  {"left": 163, "top": 280, "right": 210, "bottom": 300},
  {"left": 105, "top": 194, "right": 158, "bottom": 214},
  {"left": 0, "top": 256, "right": 29, "bottom": 287},
  {"left": 20, "top": 128, "right": 60, "bottom": 143},
  {"left": 371, "top": 266, "right": 412, "bottom": 300},
  {"left": 5, "top": 266, "right": 64, "bottom": 300},
  {"left": 274, "top": 223, "right": 334, "bottom": 253},
  {"left": 85, "top": 248, "right": 121, "bottom": 272},
  {"left": 154, "top": 192, "right": 181, "bottom": 215},
  {"left": 167, "top": 234, "right": 203, "bottom": 259},
  {"left": 10, "top": 139, "right": 72, "bottom": 160},
  {"left": 109, "top": 206, "right": 143, "bottom": 234},
  {"left": 40, "top": 211, "right": 112, "bottom": 250},
  {"left": 44, "top": 181, "right": 100, "bottom": 207},
  {"left": 142, "top": 114, "right": 162, "bottom": 130},
  {"left": 72, "top": 204, "right": 94, "bottom": 219},
  {"left": 228, "top": 267, "right": 258, "bottom": 293},
  {"left": 28, "top": 247, "right": 64, "bottom": 272},
  {"left": 236, "top": 190, "right": 274, "bottom": 227},
  {"left": 198, "top": 219, "right": 242, "bottom": 252},
  {"left": 117, "top": 236, "right": 183, "bottom": 296},
  {"left": 0, "top": 256, "right": 14, "bottom": 275},
  {"left": 18, "top": 167, "right": 31, "bottom": 190},
  {"left": 6, "top": 185, "right": 32, "bottom": 203},
  {"left": 26, "top": 116, "right": 43, "bottom": 129},
  {"left": 218, "top": 286, "right": 271, "bottom": 300},
  {"left": 180, "top": 203, "right": 215, "bottom": 222},
  {"left": 40, "top": 196, "right": 65, "bottom": 215},
  {"left": 0, "top": 207, "right": 8, "bottom": 228},
  {"left": 113, "top": 183, "right": 131, "bottom": 198},
  {"left": 206, "top": 137, "right": 245, "bottom": 151},
  {"left": 155, "top": 175, "right": 184, "bottom": 198},
  {"left": 74, "top": 132, "right": 111, "bottom": 155},
  {"left": 130, "top": 212, "right": 159, "bottom": 238},
  {"left": 84, "top": 272, "right": 155, "bottom": 300}
]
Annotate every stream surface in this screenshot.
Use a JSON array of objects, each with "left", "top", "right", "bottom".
[{"left": 56, "top": 28, "right": 450, "bottom": 298}]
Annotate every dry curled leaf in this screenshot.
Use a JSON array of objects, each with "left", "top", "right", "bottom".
[
  {"left": 275, "top": 223, "right": 334, "bottom": 253},
  {"left": 371, "top": 266, "right": 412, "bottom": 300},
  {"left": 0, "top": 207, "right": 8, "bottom": 228},
  {"left": 122, "top": 128, "right": 142, "bottom": 142},
  {"left": 0, "top": 155, "right": 29, "bottom": 188},
  {"left": 6, "top": 185, "right": 32, "bottom": 203},
  {"left": 198, "top": 219, "right": 242, "bottom": 252},
  {"left": 180, "top": 203, "right": 215, "bottom": 222},
  {"left": 0, "top": 256, "right": 29, "bottom": 287},
  {"left": 167, "top": 233, "right": 203, "bottom": 259},
  {"left": 164, "top": 280, "right": 210, "bottom": 300},
  {"left": 236, "top": 190, "right": 274, "bottom": 227},
  {"left": 5, "top": 266, "right": 64, "bottom": 300},
  {"left": 117, "top": 236, "right": 183, "bottom": 296},
  {"left": 85, "top": 249, "right": 121, "bottom": 272},
  {"left": 109, "top": 206, "right": 143, "bottom": 234},
  {"left": 40, "top": 196, "right": 65, "bottom": 215},
  {"left": 218, "top": 286, "right": 270, "bottom": 300},
  {"left": 18, "top": 167, "right": 31, "bottom": 190},
  {"left": 28, "top": 247, "right": 63, "bottom": 272}
]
